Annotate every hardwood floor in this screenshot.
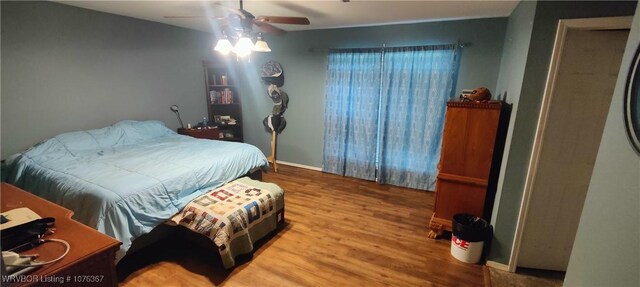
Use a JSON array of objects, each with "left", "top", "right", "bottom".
[{"left": 118, "top": 165, "right": 484, "bottom": 286}]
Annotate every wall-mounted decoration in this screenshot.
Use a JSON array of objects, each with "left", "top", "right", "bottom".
[
  {"left": 268, "top": 84, "right": 289, "bottom": 115},
  {"left": 261, "top": 61, "right": 284, "bottom": 87},
  {"left": 624, "top": 44, "right": 640, "bottom": 155}
]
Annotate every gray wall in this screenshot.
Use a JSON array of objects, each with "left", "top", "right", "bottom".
[
  {"left": 565, "top": 4, "right": 640, "bottom": 285},
  {"left": 1, "top": 1, "right": 217, "bottom": 159},
  {"left": 488, "top": 0, "right": 638, "bottom": 264},
  {"left": 488, "top": 0, "right": 537, "bottom": 261},
  {"left": 237, "top": 18, "right": 507, "bottom": 168}
]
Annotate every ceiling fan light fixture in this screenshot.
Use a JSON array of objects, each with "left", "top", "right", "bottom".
[
  {"left": 234, "top": 36, "right": 255, "bottom": 57},
  {"left": 253, "top": 40, "right": 271, "bottom": 52},
  {"left": 165, "top": 0, "right": 311, "bottom": 58},
  {"left": 253, "top": 33, "right": 271, "bottom": 52},
  {"left": 214, "top": 38, "right": 233, "bottom": 55}
]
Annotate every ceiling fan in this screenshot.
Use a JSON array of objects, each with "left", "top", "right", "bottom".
[{"left": 164, "top": 0, "right": 310, "bottom": 36}]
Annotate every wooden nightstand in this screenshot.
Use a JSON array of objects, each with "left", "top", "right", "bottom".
[
  {"left": 1, "top": 183, "right": 121, "bottom": 287},
  {"left": 177, "top": 127, "right": 221, "bottom": 140}
]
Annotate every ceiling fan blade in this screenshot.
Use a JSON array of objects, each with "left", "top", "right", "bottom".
[
  {"left": 253, "top": 20, "right": 287, "bottom": 35},
  {"left": 256, "top": 16, "right": 310, "bottom": 25}
]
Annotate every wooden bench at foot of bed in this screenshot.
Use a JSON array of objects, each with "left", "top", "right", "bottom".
[{"left": 168, "top": 177, "right": 285, "bottom": 268}]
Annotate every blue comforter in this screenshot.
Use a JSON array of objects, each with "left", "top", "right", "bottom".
[{"left": 5, "top": 120, "right": 267, "bottom": 260}]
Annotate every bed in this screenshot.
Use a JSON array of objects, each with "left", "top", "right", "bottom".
[{"left": 4, "top": 120, "right": 268, "bottom": 261}]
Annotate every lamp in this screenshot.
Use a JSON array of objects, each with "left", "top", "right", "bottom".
[
  {"left": 214, "top": 32, "right": 271, "bottom": 57},
  {"left": 170, "top": 105, "right": 184, "bottom": 129},
  {"left": 253, "top": 33, "right": 271, "bottom": 52},
  {"left": 234, "top": 35, "right": 255, "bottom": 57},
  {"left": 214, "top": 34, "right": 233, "bottom": 55}
]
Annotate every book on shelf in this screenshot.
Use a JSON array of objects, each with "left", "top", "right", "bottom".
[
  {"left": 209, "top": 72, "right": 229, "bottom": 86},
  {"left": 222, "top": 88, "right": 233, "bottom": 104},
  {"left": 210, "top": 90, "right": 222, "bottom": 104},
  {"left": 210, "top": 88, "right": 234, "bottom": 104},
  {"left": 221, "top": 74, "right": 228, "bottom": 85},
  {"left": 222, "top": 89, "right": 227, "bottom": 104}
]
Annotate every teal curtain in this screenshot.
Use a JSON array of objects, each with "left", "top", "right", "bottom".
[
  {"left": 378, "top": 46, "right": 459, "bottom": 190},
  {"left": 322, "top": 50, "right": 382, "bottom": 180},
  {"left": 322, "top": 45, "right": 459, "bottom": 190}
]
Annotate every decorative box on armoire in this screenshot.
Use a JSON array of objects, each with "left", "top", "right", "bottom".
[{"left": 428, "top": 101, "right": 509, "bottom": 238}]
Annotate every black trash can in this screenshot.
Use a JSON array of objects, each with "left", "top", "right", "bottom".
[{"left": 451, "top": 214, "right": 490, "bottom": 263}]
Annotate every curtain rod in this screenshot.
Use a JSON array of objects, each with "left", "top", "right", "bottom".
[{"left": 308, "top": 42, "right": 470, "bottom": 53}]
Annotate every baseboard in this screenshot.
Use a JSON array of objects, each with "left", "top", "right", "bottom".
[
  {"left": 485, "top": 260, "right": 510, "bottom": 272},
  {"left": 275, "top": 160, "right": 322, "bottom": 171}
]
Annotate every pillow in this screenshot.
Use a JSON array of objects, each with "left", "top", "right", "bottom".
[
  {"left": 112, "top": 120, "right": 174, "bottom": 144},
  {"left": 53, "top": 120, "right": 173, "bottom": 154}
]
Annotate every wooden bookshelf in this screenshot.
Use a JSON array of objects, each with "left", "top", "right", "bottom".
[{"left": 203, "top": 61, "right": 243, "bottom": 142}]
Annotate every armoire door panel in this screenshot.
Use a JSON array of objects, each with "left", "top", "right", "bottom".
[
  {"left": 434, "top": 180, "right": 486, "bottom": 220},
  {"left": 440, "top": 108, "right": 469, "bottom": 175},
  {"left": 463, "top": 109, "right": 500, "bottom": 178}
]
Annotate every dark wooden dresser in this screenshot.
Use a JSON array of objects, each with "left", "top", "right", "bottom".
[
  {"left": 428, "top": 101, "right": 508, "bottom": 238},
  {"left": 1, "top": 183, "right": 121, "bottom": 286}
]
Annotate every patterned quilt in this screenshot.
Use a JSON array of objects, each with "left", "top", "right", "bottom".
[{"left": 169, "top": 177, "right": 284, "bottom": 268}]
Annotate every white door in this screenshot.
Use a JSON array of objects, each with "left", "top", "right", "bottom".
[{"left": 517, "top": 28, "right": 628, "bottom": 271}]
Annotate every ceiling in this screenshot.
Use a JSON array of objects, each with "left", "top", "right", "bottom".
[{"left": 56, "top": 1, "right": 519, "bottom": 33}]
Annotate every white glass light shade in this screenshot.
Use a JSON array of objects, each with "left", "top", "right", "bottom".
[
  {"left": 253, "top": 39, "right": 271, "bottom": 52},
  {"left": 214, "top": 38, "right": 233, "bottom": 55},
  {"left": 234, "top": 37, "right": 254, "bottom": 57}
]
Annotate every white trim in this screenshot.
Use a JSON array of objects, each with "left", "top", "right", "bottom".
[
  {"left": 275, "top": 160, "right": 323, "bottom": 172},
  {"left": 508, "top": 16, "right": 632, "bottom": 273},
  {"left": 486, "top": 260, "right": 510, "bottom": 272}
]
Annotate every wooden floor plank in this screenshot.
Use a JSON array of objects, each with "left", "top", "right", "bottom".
[{"left": 118, "top": 165, "right": 484, "bottom": 286}]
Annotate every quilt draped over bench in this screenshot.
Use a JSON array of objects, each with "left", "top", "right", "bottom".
[{"left": 170, "top": 177, "right": 284, "bottom": 268}]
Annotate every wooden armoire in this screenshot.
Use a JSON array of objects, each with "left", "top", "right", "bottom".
[{"left": 428, "top": 101, "right": 507, "bottom": 238}]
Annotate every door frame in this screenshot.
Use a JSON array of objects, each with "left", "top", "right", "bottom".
[{"left": 508, "top": 16, "right": 633, "bottom": 272}]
